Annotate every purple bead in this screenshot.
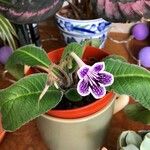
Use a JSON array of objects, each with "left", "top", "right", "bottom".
[
  {"left": 139, "top": 46, "right": 150, "bottom": 68},
  {"left": 132, "top": 23, "right": 149, "bottom": 41},
  {"left": 0, "top": 46, "right": 13, "bottom": 64}
]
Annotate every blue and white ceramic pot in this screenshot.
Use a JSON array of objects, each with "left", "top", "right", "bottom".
[{"left": 55, "top": 12, "right": 111, "bottom": 48}]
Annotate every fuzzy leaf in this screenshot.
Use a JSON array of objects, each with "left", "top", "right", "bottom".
[
  {"left": 61, "top": 42, "right": 84, "bottom": 60},
  {"left": 5, "top": 45, "right": 51, "bottom": 79},
  {"left": 90, "top": 38, "right": 101, "bottom": 48},
  {"left": 124, "top": 104, "right": 150, "bottom": 125},
  {"left": 65, "top": 88, "right": 82, "bottom": 102},
  {"left": 0, "top": 73, "right": 63, "bottom": 131},
  {"left": 104, "top": 58, "right": 150, "bottom": 110},
  {"left": 60, "top": 42, "right": 84, "bottom": 73},
  {"left": 103, "top": 55, "right": 127, "bottom": 62},
  {"left": 81, "top": 38, "right": 102, "bottom": 48}
]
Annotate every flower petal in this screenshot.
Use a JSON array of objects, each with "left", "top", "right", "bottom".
[
  {"left": 77, "top": 79, "right": 90, "bottom": 96},
  {"left": 98, "top": 71, "right": 114, "bottom": 86},
  {"left": 77, "top": 65, "right": 90, "bottom": 79},
  {"left": 90, "top": 85, "right": 106, "bottom": 99},
  {"left": 91, "top": 62, "right": 105, "bottom": 73}
]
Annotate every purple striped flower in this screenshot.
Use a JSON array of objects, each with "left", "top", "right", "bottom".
[{"left": 77, "top": 62, "right": 114, "bottom": 99}]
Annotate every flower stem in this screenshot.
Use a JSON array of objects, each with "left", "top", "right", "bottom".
[{"left": 70, "top": 52, "right": 85, "bottom": 67}]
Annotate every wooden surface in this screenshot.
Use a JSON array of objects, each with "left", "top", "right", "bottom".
[{"left": 0, "top": 17, "right": 150, "bottom": 150}]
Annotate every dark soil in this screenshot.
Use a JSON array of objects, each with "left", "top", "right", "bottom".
[
  {"left": 54, "top": 94, "right": 96, "bottom": 110},
  {"left": 58, "top": 4, "right": 96, "bottom": 20}
]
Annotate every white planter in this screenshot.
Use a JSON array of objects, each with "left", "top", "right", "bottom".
[
  {"left": 55, "top": 13, "right": 111, "bottom": 48},
  {"left": 37, "top": 95, "right": 129, "bottom": 150}
]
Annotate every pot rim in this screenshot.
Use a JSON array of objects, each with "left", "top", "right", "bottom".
[
  {"left": 47, "top": 92, "right": 115, "bottom": 119},
  {"left": 41, "top": 94, "right": 116, "bottom": 123}
]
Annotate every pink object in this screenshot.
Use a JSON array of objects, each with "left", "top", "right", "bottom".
[
  {"left": 96, "top": 0, "right": 150, "bottom": 22},
  {"left": 101, "top": 147, "right": 108, "bottom": 150}
]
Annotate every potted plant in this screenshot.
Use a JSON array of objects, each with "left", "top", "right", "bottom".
[
  {"left": 55, "top": 0, "right": 150, "bottom": 46},
  {"left": 55, "top": 0, "right": 111, "bottom": 47},
  {"left": 0, "top": 41, "right": 150, "bottom": 149}
]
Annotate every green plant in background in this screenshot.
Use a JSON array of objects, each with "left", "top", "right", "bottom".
[
  {"left": 118, "top": 130, "right": 150, "bottom": 150},
  {"left": 0, "top": 14, "right": 17, "bottom": 50},
  {"left": 0, "top": 42, "right": 150, "bottom": 132},
  {"left": 0, "top": 14, "right": 18, "bottom": 64}
]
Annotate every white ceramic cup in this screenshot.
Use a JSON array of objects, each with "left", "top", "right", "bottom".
[{"left": 37, "top": 95, "right": 129, "bottom": 150}]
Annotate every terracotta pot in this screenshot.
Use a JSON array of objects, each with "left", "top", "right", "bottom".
[
  {"left": 36, "top": 46, "right": 129, "bottom": 150},
  {"left": 46, "top": 46, "right": 113, "bottom": 119}
]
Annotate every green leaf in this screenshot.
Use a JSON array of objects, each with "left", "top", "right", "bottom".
[
  {"left": 65, "top": 88, "right": 82, "bottom": 102},
  {"left": 0, "top": 73, "right": 63, "bottom": 132},
  {"left": 0, "top": 15, "right": 17, "bottom": 50},
  {"left": 90, "top": 38, "right": 101, "bottom": 48},
  {"left": 5, "top": 45, "right": 51, "bottom": 79},
  {"left": 6, "top": 64, "right": 24, "bottom": 80},
  {"left": 102, "top": 55, "right": 127, "bottom": 62},
  {"left": 60, "top": 42, "right": 84, "bottom": 73},
  {"left": 81, "top": 38, "right": 102, "bottom": 48},
  {"left": 124, "top": 103, "right": 150, "bottom": 125},
  {"left": 61, "top": 42, "right": 83, "bottom": 60},
  {"left": 2, "top": 15, "right": 18, "bottom": 38},
  {"left": 0, "top": 0, "right": 12, "bottom": 5},
  {"left": 104, "top": 58, "right": 150, "bottom": 110}
]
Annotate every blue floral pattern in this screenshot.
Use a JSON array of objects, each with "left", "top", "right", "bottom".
[
  {"left": 64, "top": 22, "right": 73, "bottom": 31},
  {"left": 97, "top": 22, "right": 111, "bottom": 32},
  {"left": 56, "top": 15, "right": 111, "bottom": 48},
  {"left": 56, "top": 18, "right": 111, "bottom": 35}
]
